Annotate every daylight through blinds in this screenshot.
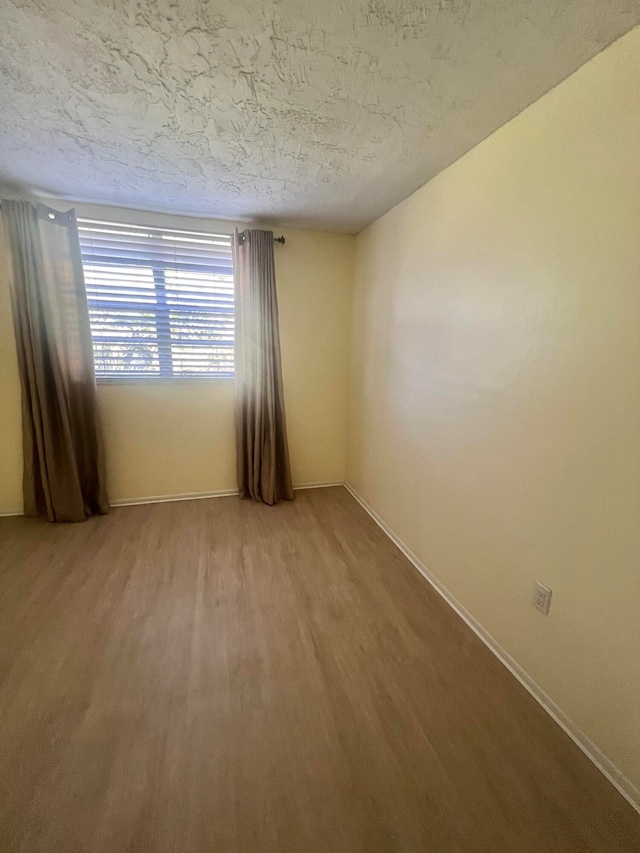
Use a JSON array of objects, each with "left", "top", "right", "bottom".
[{"left": 78, "top": 219, "right": 234, "bottom": 378}]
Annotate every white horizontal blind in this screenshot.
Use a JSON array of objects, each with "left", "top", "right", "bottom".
[{"left": 78, "top": 218, "right": 234, "bottom": 378}]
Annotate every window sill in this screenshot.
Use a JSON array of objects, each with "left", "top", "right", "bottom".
[{"left": 96, "top": 376, "right": 235, "bottom": 385}]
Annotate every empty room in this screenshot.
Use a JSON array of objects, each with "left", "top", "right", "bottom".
[{"left": 1, "top": 1, "right": 639, "bottom": 850}]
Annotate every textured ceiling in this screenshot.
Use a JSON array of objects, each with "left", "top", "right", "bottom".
[{"left": 1, "top": 1, "right": 639, "bottom": 233}]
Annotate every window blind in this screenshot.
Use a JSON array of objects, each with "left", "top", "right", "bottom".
[{"left": 78, "top": 218, "right": 234, "bottom": 378}]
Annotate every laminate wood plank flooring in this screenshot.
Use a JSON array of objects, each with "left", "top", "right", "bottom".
[{"left": 0, "top": 486, "right": 638, "bottom": 852}]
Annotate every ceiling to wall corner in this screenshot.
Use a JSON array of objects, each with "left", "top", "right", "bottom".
[{"left": 1, "top": 1, "right": 639, "bottom": 234}]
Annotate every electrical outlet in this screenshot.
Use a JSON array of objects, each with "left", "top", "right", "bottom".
[{"left": 533, "top": 582, "right": 552, "bottom": 615}]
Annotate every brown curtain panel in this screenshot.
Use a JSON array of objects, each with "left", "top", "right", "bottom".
[
  {"left": 233, "top": 229, "right": 293, "bottom": 505},
  {"left": 2, "top": 199, "right": 109, "bottom": 522}
]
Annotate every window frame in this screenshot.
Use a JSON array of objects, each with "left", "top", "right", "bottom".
[{"left": 78, "top": 218, "right": 235, "bottom": 383}]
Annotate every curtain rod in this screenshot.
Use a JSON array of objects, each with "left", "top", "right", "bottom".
[
  {"left": 0, "top": 203, "right": 287, "bottom": 244},
  {"left": 0, "top": 200, "right": 75, "bottom": 226},
  {"left": 237, "top": 231, "right": 285, "bottom": 245}
]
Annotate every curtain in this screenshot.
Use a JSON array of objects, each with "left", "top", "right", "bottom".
[
  {"left": 2, "top": 199, "right": 109, "bottom": 522},
  {"left": 233, "top": 229, "right": 293, "bottom": 505}
]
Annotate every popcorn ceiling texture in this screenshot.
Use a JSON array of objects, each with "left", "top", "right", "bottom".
[{"left": 1, "top": 0, "right": 639, "bottom": 233}]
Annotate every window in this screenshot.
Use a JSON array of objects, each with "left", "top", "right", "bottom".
[{"left": 78, "top": 219, "right": 234, "bottom": 379}]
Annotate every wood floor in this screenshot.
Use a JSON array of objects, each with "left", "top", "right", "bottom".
[{"left": 0, "top": 486, "right": 638, "bottom": 852}]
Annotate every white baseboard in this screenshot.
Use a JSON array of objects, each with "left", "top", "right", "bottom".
[
  {"left": 110, "top": 481, "right": 342, "bottom": 508},
  {"left": 294, "top": 481, "right": 343, "bottom": 491},
  {"left": 0, "top": 481, "right": 345, "bottom": 516},
  {"left": 111, "top": 488, "right": 238, "bottom": 507},
  {"left": 343, "top": 481, "right": 640, "bottom": 814}
]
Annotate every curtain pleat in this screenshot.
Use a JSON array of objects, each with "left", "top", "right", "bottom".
[
  {"left": 233, "top": 229, "right": 293, "bottom": 505},
  {"left": 2, "top": 199, "right": 109, "bottom": 522}
]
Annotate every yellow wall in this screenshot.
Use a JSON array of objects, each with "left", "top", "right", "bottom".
[
  {"left": 0, "top": 204, "right": 354, "bottom": 508},
  {"left": 347, "top": 26, "right": 640, "bottom": 791}
]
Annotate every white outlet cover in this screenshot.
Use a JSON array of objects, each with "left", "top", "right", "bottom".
[{"left": 533, "top": 582, "right": 552, "bottom": 615}]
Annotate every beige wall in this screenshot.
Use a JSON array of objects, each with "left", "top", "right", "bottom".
[
  {"left": 0, "top": 204, "right": 354, "bottom": 509},
  {"left": 347, "top": 26, "right": 640, "bottom": 791}
]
